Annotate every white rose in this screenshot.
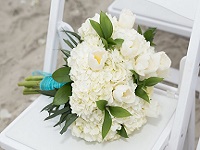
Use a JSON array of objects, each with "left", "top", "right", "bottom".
[
  {"left": 119, "top": 9, "right": 136, "bottom": 29},
  {"left": 134, "top": 52, "right": 160, "bottom": 76},
  {"left": 113, "top": 84, "right": 136, "bottom": 103},
  {"left": 144, "top": 99, "right": 160, "bottom": 118},
  {"left": 88, "top": 49, "right": 108, "bottom": 71},
  {"left": 120, "top": 34, "right": 150, "bottom": 59}
]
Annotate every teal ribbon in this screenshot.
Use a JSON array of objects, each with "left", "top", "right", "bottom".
[{"left": 32, "top": 71, "right": 66, "bottom": 91}]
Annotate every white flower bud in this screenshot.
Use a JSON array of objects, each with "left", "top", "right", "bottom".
[
  {"left": 158, "top": 52, "right": 171, "bottom": 71},
  {"left": 119, "top": 9, "right": 136, "bottom": 29},
  {"left": 88, "top": 50, "right": 108, "bottom": 71},
  {"left": 113, "top": 84, "right": 136, "bottom": 103}
]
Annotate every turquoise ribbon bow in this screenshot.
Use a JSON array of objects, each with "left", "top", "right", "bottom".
[{"left": 32, "top": 71, "right": 66, "bottom": 91}]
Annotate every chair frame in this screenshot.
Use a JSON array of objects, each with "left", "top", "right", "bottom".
[
  {"left": 108, "top": 0, "right": 200, "bottom": 97},
  {"left": 0, "top": 0, "right": 200, "bottom": 149}
]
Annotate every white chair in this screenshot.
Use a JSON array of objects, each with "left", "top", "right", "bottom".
[
  {"left": 108, "top": 0, "right": 200, "bottom": 97},
  {"left": 197, "top": 138, "right": 200, "bottom": 150},
  {"left": 0, "top": 0, "right": 200, "bottom": 150}
]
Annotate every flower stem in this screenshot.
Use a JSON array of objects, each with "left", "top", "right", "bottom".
[
  {"left": 25, "top": 76, "right": 43, "bottom": 81},
  {"left": 23, "top": 91, "right": 40, "bottom": 95},
  {"left": 23, "top": 88, "right": 40, "bottom": 95},
  {"left": 18, "top": 81, "right": 40, "bottom": 88}
]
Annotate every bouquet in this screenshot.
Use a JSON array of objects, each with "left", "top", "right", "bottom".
[{"left": 18, "top": 9, "right": 171, "bottom": 142}]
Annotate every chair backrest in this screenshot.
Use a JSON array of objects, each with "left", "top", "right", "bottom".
[
  {"left": 43, "top": 0, "right": 73, "bottom": 73},
  {"left": 148, "top": 0, "right": 198, "bottom": 20},
  {"left": 42, "top": 0, "right": 200, "bottom": 149},
  {"left": 167, "top": 1, "right": 200, "bottom": 149}
]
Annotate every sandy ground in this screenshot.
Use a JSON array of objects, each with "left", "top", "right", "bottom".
[{"left": 0, "top": 0, "right": 199, "bottom": 149}]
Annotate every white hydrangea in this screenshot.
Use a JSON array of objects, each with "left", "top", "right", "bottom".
[{"left": 67, "top": 9, "right": 171, "bottom": 142}]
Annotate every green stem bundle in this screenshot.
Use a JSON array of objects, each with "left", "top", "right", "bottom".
[{"left": 18, "top": 76, "right": 43, "bottom": 95}]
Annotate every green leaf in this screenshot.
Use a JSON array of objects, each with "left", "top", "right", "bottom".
[
  {"left": 39, "top": 90, "right": 57, "bottom": 97},
  {"left": 130, "top": 70, "right": 139, "bottom": 84},
  {"left": 41, "top": 103, "right": 55, "bottom": 112},
  {"left": 109, "top": 106, "right": 132, "bottom": 118},
  {"left": 54, "top": 113, "right": 69, "bottom": 127},
  {"left": 100, "top": 11, "right": 113, "bottom": 39},
  {"left": 96, "top": 100, "right": 108, "bottom": 111},
  {"left": 117, "top": 124, "right": 129, "bottom": 138},
  {"left": 144, "top": 77, "right": 164, "bottom": 87},
  {"left": 65, "top": 32, "right": 78, "bottom": 47},
  {"left": 90, "top": 20, "right": 104, "bottom": 38},
  {"left": 143, "top": 28, "right": 156, "bottom": 46},
  {"left": 114, "top": 38, "right": 124, "bottom": 49},
  {"left": 62, "top": 30, "right": 82, "bottom": 42},
  {"left": 44, "top": 106, "right": 70, "bottom": 121},
  {"left": 102, "top": 109, "right": 112, "bottom": 139},
  {"left": 63, "top": 39, "right": 74, "bottom": 49},
  {"left": 53, "top": 83, "right": 72, "bottom": 105},
  {"left": 101, "top": 37, "right": 108, "bottom": 49},
  {"left": 60, "top": 114, "right": 78, "bottom": 134},
  {"left": 135, "top": 86, "right": 150, "bottom": 103},
  {"left": 52, "top": 67, "right": 71, "bottom": 83},
  {"left": 107, "top": 38, "right": 117, "bottom": 45},
  {"left": 61, "top": 49, "right": 70, "bottom": 58},
  {"left": 137, "top": 25, "right": 143, "bottom": 35}
]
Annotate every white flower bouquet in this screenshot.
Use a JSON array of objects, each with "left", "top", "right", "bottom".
[{"left": 18, "top": 9, "right": 171, "bottom": 142}]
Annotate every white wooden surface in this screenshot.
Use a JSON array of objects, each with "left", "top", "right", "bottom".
[
  {"left": 108, "top": 0, "right": 193, "bottom": 37},
  {"left": 0, "top": 91, "right": 177, "bottom": 150},
  {"left": 0, "top": 0, "right": 199, "bottom": 149},
  {"left": 167, "top": 0, "right": 200, "bottom": 148},
  {"left": 148, "top": 0, "right": 198, "bottom": 20},
  {"left": 108, "top": 0, "right": 200, "bottom": 95},
  {"left": 197, "top": 138, "right": 200, "bottom": 150},
  {"left": 42, "top": 0, "right": 65, "bottom": 73}
]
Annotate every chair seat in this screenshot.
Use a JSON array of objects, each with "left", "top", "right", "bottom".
[
  {"left": 108, "top": 0, "right": 193, "bottom": 37},
  {"left": 0, "top": 89, "right": 177, "bottom": 150}
]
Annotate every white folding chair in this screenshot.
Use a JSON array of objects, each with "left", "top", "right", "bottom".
[
  {"left": 108, "top": 0, "right": 200, "bottom": 98},
  {"left": 197, "top": 138, "right": 200, "bottom": 150},
  {"left": 0, "top": 0, "right": 200, "bottom": 150}
]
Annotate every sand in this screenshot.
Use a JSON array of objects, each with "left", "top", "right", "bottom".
[{"left": 0, "top": 0, "right": 199, "bottom": 149}]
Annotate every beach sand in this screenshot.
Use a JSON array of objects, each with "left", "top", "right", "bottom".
[{"left": 0, "top": 0, "right": 199, "bottom": 149}]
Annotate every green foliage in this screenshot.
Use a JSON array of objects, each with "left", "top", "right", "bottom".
[
  {"left": 60, "top": 49, "right": 70, "bottom": 58},
  {"left": 96, "top": 100, "right": 108, "bottom": 111},
  {"left": 137, "top": 25, "right": 143, "bottom": 35},
  {"left": 130, "top": 70, "right": 139, "bottom": 84},
  {"left": 137, "top": 25, "right": 156, "bottom": 46},
  {"left": 53, "top": 83, "right": 72, "bottom": 105},
  {"left": 60, "top": 114, "right": 78, "bottom": 134},
  {"left": 52, "top": 67, "right": 71, "bottom": 83},
  {"left": 143, "top": 28, "right": 156, "bottom": 46},
  {"left": 102, "top": 109, "right": 112, "bottom": 139},
  {"left": 63, "top": 39, "right": 74, "bottom": 49},
  {"left": 62, "top": 29, "right": 82, "bottom": 49},
  {"left": 90, "top": 11, "right": 124, "bottom": 50},
  {"left": 144, "top": 77, "right": 163, "bottom": 86},
  {"left": 135, "top": 86, "right": 150, "bottom": 103},
  {"left": 90, "top": 20, "right": 104, "bottom": 37},
  {"left": 100, "top": 11, "right": 113, "bottom": 39},
  {"left": 38, "top": 90, "right": 57, "bottom": 97},
  {"left": 96, "top": 100, "right": 132, "bottom": 139},
  {"left": 117, "top": 124, "right": 128, "bottom": 138},
  {"left": 42, "top": 101, "right": 78, "bottom": 135},
  {"left": 131, "top": 71, "right": 163, "bottom": 103},
  {"left": 44, "top": 106, "right": 70, "bottom": 121},
  {"left": 62, "top": 29, "right": 82, "bottom": 43},
  {"left": 109, "top": 106, "right": 132, "bottom": 118},
  {"left": 101, "top": 37, "right": 108, "bottom": 49}
]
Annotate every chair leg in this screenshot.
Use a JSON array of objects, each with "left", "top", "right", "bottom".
[{"left": 183, "top": 97, "right": 195, "bottom": 150}]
